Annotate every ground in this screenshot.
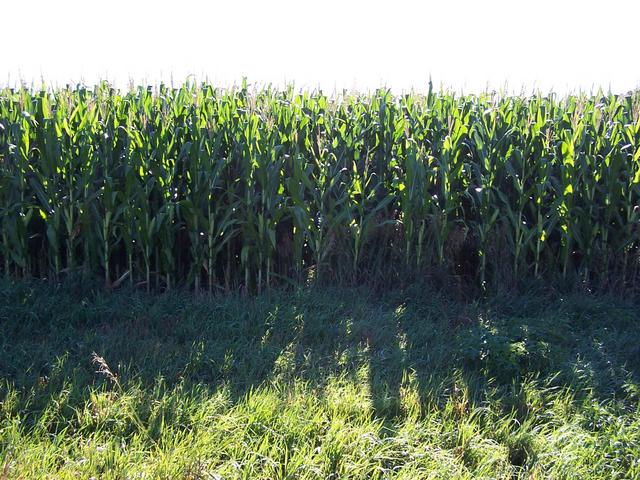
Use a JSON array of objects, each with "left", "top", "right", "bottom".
[{"left": 0, "top": 280, "right": 639, "bottom": 479}]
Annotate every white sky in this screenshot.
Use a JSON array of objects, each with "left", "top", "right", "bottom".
[{"left": 3, "top": 0, "right": 640, "bottom": 94}]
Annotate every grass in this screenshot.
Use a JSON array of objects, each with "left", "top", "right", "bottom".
[{"left": 0, "top": 280, "right": 639, "bottom": 478}]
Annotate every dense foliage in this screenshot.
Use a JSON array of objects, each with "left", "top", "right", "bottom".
[{"left": 1, "top": 83, "right": 639, "bottom": 291}]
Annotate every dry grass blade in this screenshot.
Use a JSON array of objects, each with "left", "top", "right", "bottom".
[{"left": 91, "top": 351, "right": 119, "bottom": 386}]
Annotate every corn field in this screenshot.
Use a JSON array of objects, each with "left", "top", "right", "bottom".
[{"left": 1, "top": 82, "right": 639, "bottom": 292}]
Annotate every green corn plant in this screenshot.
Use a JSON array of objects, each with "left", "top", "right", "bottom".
[
  {"left": 255, "top": 145, "right": 286, "bottom": 292},
  {"left": 555, "top": 112, "right": 579, "bottom": 279},
  {"left": 620, "top": 103, "right": 640, "bottom": 284},
  {"left": 9, "top": 100, "right": 38, "bottom": 277},
  {"left": 346, "top": 157, "right": 395, "bottom": 281},
  {"left": 0, "top": 113, "right": 34, "bottom": 277},
  {"left": 396, "top": 137, "right": 430, "bottom": 268},
  {"left": 469, "top": 101, "right": 510, "bottom": 287},
  {"left": 180, "top": 98, "right": 237, "bottom": 292},
  {"left": 430, "top": 100, "right": 470, "bottom": 268},
  {"left": 297, "top": 142, "right": 351, "bottom": 284},
  {"left": 2, "top": 83, "right": 640, "bottom": 291},
  {"left": 524, "top": 99, "right": 558, "bottom": 279}
]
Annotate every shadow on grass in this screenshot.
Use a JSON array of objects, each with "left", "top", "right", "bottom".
[{"left": 1, "top": 278, "right": 639, "bottom": 429}]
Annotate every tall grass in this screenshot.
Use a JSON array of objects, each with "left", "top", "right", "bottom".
[{"left": 1, "top": 82, "right": 639, "bottom": 291}]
